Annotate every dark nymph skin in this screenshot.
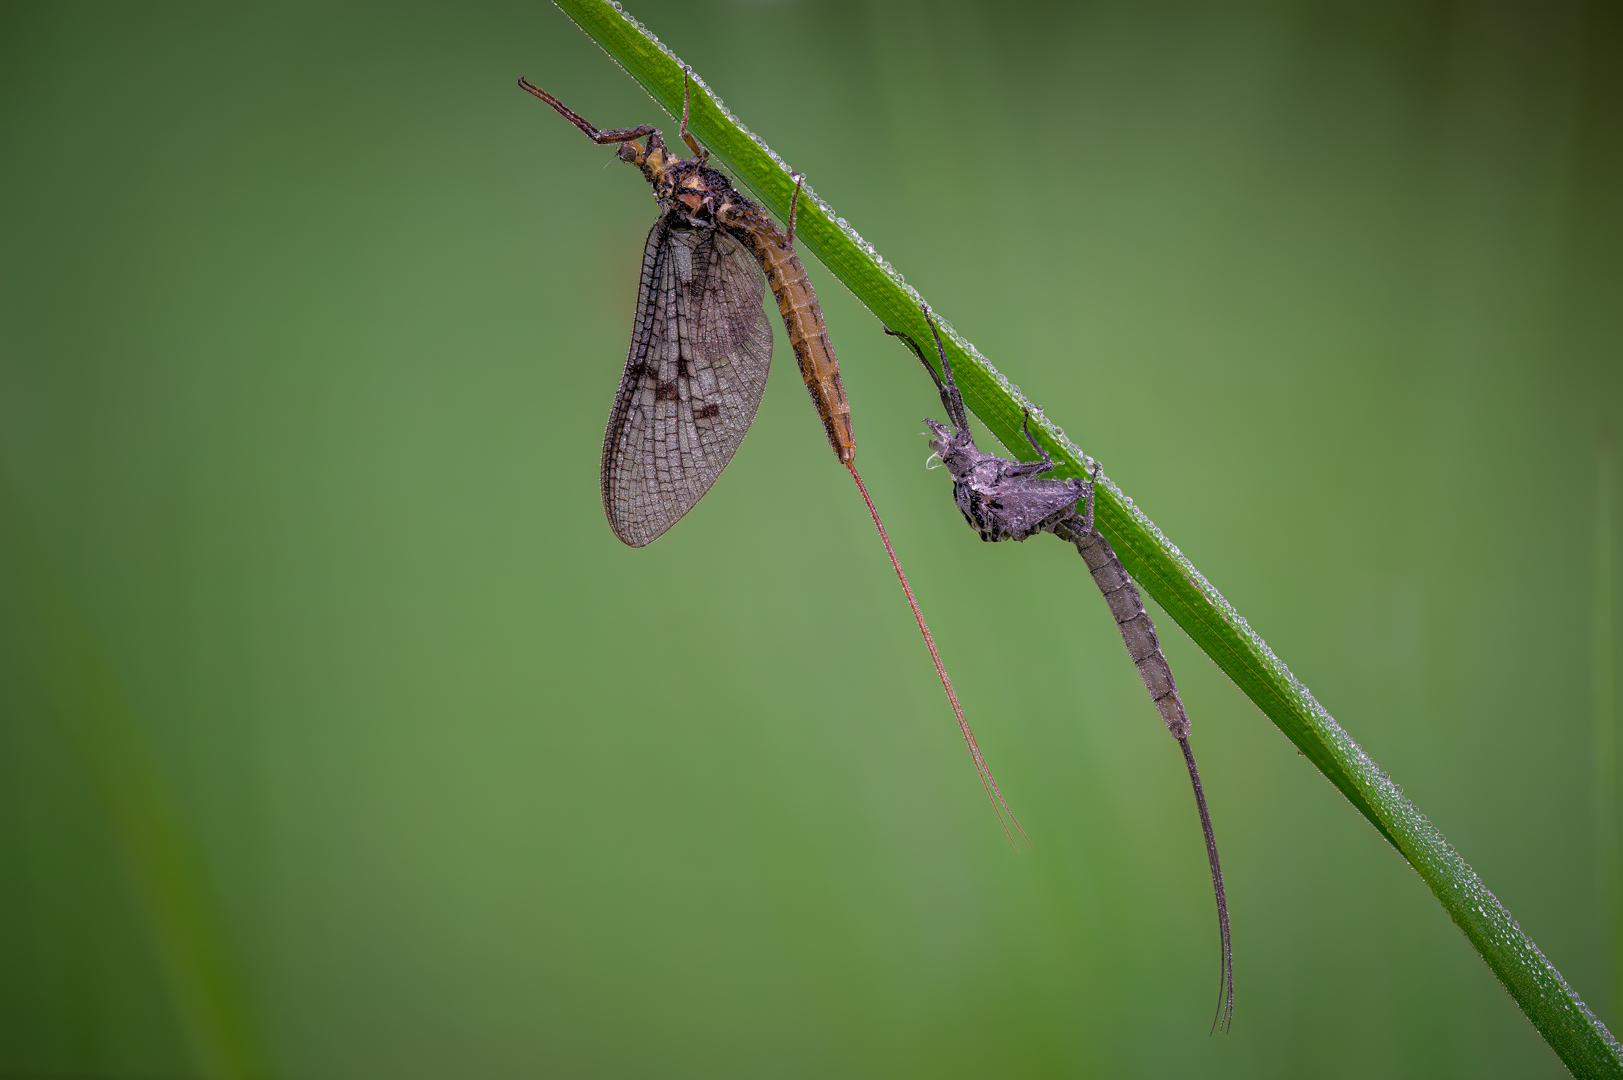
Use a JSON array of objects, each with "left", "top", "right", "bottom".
[{"left": 889, "top": 309, "right": 1234, "bottom": 1034}]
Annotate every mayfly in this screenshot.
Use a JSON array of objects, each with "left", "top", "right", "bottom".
[
  {"left": 519, "top": 73, "right": 1025, "bottom": 844},
  {"left": 888, "top": 309, "right": 1234, "bottom": 1033}
]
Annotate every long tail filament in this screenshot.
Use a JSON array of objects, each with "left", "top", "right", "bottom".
[
  {"left": 846, "top": 464, "right": 1028, "bottom": 850},
  {"left": 1180, "top": 736, "right": 1234, "bottom": 1034}
]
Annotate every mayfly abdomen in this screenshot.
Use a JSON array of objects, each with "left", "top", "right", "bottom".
[
  {"left": 771, "top": 258, "right": 853, "bottom": 463},
  {"left": 724, "top": 210, "right": 855, "bottom": 465},
  {"left": 1056, "top": 518, "right": 1231, "bottom": 1033},
  {"left": 1056, "top": 520, "right": 1191, "bottom": 738}
]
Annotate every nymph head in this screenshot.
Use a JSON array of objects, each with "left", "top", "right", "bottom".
[{"left": 925, "top": 418, "right": 979, "bottom": 479}]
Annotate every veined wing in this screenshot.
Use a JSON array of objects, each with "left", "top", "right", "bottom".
[{"left": 600, "top": 221, "right": 772, "bottom": 547}]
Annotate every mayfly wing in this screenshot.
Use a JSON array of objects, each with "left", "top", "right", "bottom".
[{"left": 601, "top": 222, "right": 772, "bottom": 547}]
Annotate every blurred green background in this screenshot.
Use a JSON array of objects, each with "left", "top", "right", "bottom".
[{"left": 1, "top": 0, "right": 1619, "bottom": 1076}]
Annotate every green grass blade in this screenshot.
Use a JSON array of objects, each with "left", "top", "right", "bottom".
[{"left": 545, "top": 2, "right": 1623, "bottom": 1072}]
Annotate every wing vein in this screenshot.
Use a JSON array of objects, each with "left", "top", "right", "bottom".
[{"left": 600, "top": 223, "right": 772, "bottom": 547}]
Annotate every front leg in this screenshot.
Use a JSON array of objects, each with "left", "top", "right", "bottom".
[
  {"left": 679, "top": 68, "right": 710, "bottom": 162},
  {"left": 1000, "top": 458, "right": 1057, "bottom": 480},
  {"left": 517, "top": 78, "right": 658, "bottom": 144},
  {"left": 1077, "top": 461, "right": 1101, "bottom": 536},
  {"left": 980, "top": 412, "right": 1055, "bottom": 481},
  {"left": 1020, "top": 411, "right": 1056, "bottom": 468}
]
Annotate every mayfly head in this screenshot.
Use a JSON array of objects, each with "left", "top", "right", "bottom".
[
  {"left": 923, "top": 418, "right": 954, "bottom": 462},
  {"left": 923, "top": 417, "right": 980, "bottom": 481},
  {"left": 887, "top": 305, "right": 980, "bottom": 482},
  {"left": 611, "top": 130, "right": 662, "bottom": 172},
  {"left": 519, "top": 74, "right": 750, "bottom": 233}
]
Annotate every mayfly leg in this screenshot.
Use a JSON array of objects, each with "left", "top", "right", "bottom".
[
  {"left": 679, "top": 67, "right": 708, "bottom": 162},
  {"left": 516, "top": 77, "right": 656, "bottom": 145},
  {"left": 884, "top": 320, "right": 966, "bottom": 430},
  {"left": 785, "top": 172, "right": 804, "bottom": 247}
]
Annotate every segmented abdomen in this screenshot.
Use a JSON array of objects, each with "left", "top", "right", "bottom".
[
  {"left": 729, "top": 217, "right": 855, "bottom": 464},
  {"left": 1054, "top": 518, "right": 1191, "bottom": 739}
]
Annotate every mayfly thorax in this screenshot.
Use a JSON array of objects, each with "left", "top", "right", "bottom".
[
  {"left": 889, "top": 308, "right": 1235, "bottom": 1033},
  {"left": 520, "top": 73, "right": 1025, "bottom": 845}
]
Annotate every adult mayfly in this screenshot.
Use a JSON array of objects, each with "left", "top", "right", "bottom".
[
  {"left": 889, "top": 309, "right": 1235, "bottom": 1033},
  {"left": 520, "top": 73, "right": 1024, "bottom": 844}
]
